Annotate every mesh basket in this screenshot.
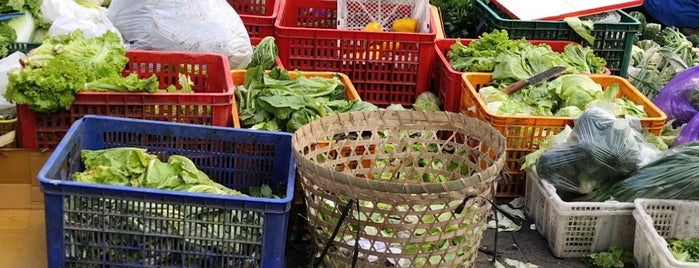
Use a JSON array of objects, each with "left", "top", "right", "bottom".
[
  {"left": 337, "top": 0, "right": 430, "bottom": 33},
  {"left": 292, "top": 110, "right": 506, "bottom": 267}
]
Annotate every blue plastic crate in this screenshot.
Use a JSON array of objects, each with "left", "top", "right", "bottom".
[{"left": 37, "top": 115, "right": 295, "bottom": 268}]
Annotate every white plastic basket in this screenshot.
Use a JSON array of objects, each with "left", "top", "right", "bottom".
[
  {"left": 525, "top": 169, "right": 636, "bottom": 258},
  {"left": 633, "top": 199, "right": 699, "bottom": 268},
  {"left": 337, "top": 0, "right": 430, "bottom": 33}
]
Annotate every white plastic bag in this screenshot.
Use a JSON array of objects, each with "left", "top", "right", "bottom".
[
  {"left": 0, "top": 51, "right": 25, "bottom": 117},
  {"left": 41, "top": 0, "right": 122, "bottom": 40},
  {"left": 107, "top": 0, "right": 253, "bottom": 69}
]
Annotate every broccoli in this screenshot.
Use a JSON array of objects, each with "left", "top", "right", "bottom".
[
  {"left": 628, "top": 11, "right": 647, "bottom": 36},
  {"left": 642, "top": 23, "right": 662, "bottom": 41}
]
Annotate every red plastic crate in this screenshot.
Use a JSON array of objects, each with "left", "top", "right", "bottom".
[
  {"left": 228, "top": 0, "right": 279, "bottom": 38},
  {"left": 17, "top": 50, "right": 236, "bottom": 149},
  {"left": 274, "top": 0, "right": 437, "bottom": 107},
  {"left": 433, "top": 38, "right": 575, "bottom": 112}
]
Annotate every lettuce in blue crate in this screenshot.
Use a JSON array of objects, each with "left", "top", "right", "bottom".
[{"left": 75, "top": 147, "right": 248, "bottom": 196}]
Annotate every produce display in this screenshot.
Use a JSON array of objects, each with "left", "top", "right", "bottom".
[
  {"left": 583, "top": 141, "right": 699, "bottom": 202},
  {"left": 66, "top": 147, "right": 279, "bottom": 266},
  {"left": 235, "top": 66, "right": 378, "bottom": 132},
  {"left": 478, "top": 74, "right": 645, "bottom": 117},
  {"left": 3, "top": 30, "right": 177, "bottom": 112},
  {"left": 447, "top": 30, "right": 606, "bottom": 75},
  {"left": 75, "top": 147, "right": 248, "bottom": 196},
  {"left": 533, "top": 107, "right": 659, "bottom": 195},
  {"left": 627, "top": 11, "right": 699, "bottom": 99}
]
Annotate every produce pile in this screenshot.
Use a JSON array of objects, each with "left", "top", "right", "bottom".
[
  {"left": 478, "top": 74, "right": 646, "bottom": 117},
  {"left": 3, "top": 30, "right": 183, "bottom": 112},
  {"left": 448, "top": 30, "right": 643, "bottom": 118},
  {"left": 66, "top": 147, "right": 280, "bottom": 266},
  {"left": 0, "top": 0, "right": 45, "bottom": 57},
  {"left": 448, "top": 30, "right": 606, "bottom": 75},
  {"left": 525, "top": 107, "right": 699, "bottom": 202},
  {"left": 626, "top": 12, "right": 699, "bottom": 100},
  {"left": 235, "top": 66, "right": 379, "bottom": 133},
  {"left": 75, "top": 147, "right": 249, "bottom": 196}
]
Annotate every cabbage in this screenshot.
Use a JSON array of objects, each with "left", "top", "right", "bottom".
[{"left": 550, "top": 74, "right": 603, "bottom": 110}]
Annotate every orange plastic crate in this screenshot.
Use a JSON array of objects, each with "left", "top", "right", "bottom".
[
  {"left": 461, "top": 73, "right": 667, "bottom": 197},
  {"left": 274, "top": 0, "right": 437, "bottom": 107},
  {"left": 17, "top": 50, "right": 237, "bottom": 149},
  {"left": 227, "top": 0, "right": 280, "bottom": 38},
  {"left": 433, "top": 38, "right": 575, "bottom": 112},
  {"left": 231, "top": 69, "right": 360, "bottom": 232}
]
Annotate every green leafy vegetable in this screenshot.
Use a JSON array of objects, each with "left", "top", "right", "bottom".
[
  {"left": 447, "top": 29, "right": 606, "bottom": 78},
  {"left": 536, "top": 107, "right": 655, "bottom": 195},
  {"left": 74, "top": 147, "right": 248, "bottom": 196},
  {"left": 667, "top": 237, "right": 699, "bottom": 262},
  {"left": 563, "top": 17, "right": 595, "bottom": 45},
  {"left": 248, "top": 36, "right": 278, "bottom": 70},
  {"left": 83, "top": 73, "right": 159, "bottom": 92},
  {"left": 413, "top": 91, "right": 441, "bottom": 112},
  {"left": 552, "top": 74, "right": 603, "bottom": 110},
  {"left": 448, "top": 30, "right": 533, "bottom": 72},
  {"left": 0, "top": 22, "right": 17, "bottom": 57},
  {"left": 235, "top": 66, "right": 376, "bottom": 132},
  {"left": 583, "top": 141, "right": 699, "bottom": 202},
  {"left": 583, "top": 247, "right": 632, "bottom": 268},
  {"left": 429, "top": 0, "right": 478, "bottom": 38},
  {"left": 4, "top": 30, "right": 129, "bottom": 112}
]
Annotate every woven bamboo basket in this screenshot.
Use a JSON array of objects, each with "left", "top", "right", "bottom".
[{"left": 292, "top": 110, "right": 506, "bottom": 267}]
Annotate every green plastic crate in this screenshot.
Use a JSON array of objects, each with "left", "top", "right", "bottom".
[{"left": 474, "top": 0, "right": 639, "bottom": 77}]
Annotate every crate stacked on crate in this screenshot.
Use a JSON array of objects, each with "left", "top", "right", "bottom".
[
  {"left": 633, "top": 199, "right": 699, "bottom": 268},
  {"left": 525, "top": 170, "right": 636, "bottom": 258},
  {"left": 17, "top": 50, "right": 237, "bottom": 149},
  {"left": 461, "top": 73, "right": 666, "bottom": 197},
  {"left": 432, "top": 38, "right": 576, "bottom": 113},
  {"left": 473, "top": 0, "right": 640, "bottom": 77},
  {"left": 273, "top": 0, "right": 437, "bottom": 107},
  {"left": 228, "top": 0, "right": 280, "bottom": 39},
  {"left": 37, "top": 115, "right": 296, "bottom": 267}
]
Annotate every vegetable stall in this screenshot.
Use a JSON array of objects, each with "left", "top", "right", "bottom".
[{"left": 2, "top": 0, "right": 699, "bottom": 267}]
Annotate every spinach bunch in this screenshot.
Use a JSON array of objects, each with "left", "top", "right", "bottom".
[{"left": 235, "top": 66, "right": 377, "bottom": 132}]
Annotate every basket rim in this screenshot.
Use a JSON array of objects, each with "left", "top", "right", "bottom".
[{"left": 291, "top": 110, "right": 507, "bottom": 194}]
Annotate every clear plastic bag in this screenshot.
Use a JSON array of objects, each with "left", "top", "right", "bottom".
[
  {"left": 107, "top": 0, "right": 253, "bottom": 69},
  {"left": 535, "top": 107, "right": 662, "bottom": 195}
]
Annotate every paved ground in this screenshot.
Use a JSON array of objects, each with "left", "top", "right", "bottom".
[{"left": 285, "top": 213, "right": 589, "bottom": 267}]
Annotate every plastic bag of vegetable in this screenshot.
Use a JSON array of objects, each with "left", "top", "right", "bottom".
[
  {"left": 583, "top": 141, "right": 699, "bottom": 202},
  {"left": 653, "top": 65, "right": 699, "bottom": 125},
  {"left": 107, "top": 0, "right": 253, "bottom": 69},
  {"left": 535, "top": 107, "right": 662, "bottom": 195}
]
